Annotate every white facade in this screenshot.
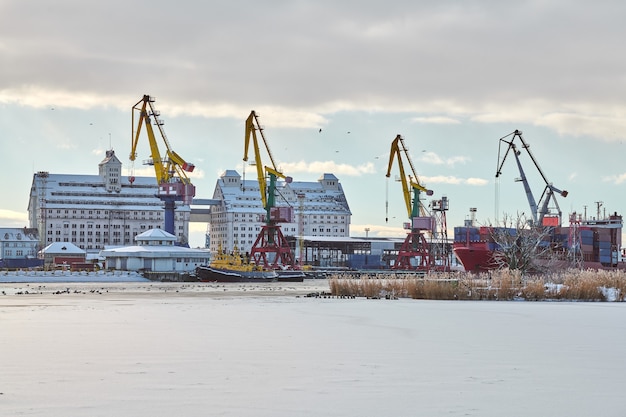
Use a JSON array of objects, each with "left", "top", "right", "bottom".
[
  {"left": 0, "top": 228, "right": 41, "bottom": 268},
  {"left": 27, "top": 150, "right": 191, "bottom": 254},
  {"left": 208, "top": 170, "right": 351, "bottom": 255},
  {"left": 38, "top": 241, "right": 86, "bottom": 266},
  {"left": 99, "top": 229, "right": 209, "bottom": 272}
]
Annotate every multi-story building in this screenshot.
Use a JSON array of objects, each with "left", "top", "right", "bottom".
[
  {"left": 27, "top": 150, "right": 191, "bottom": 254},
  {"left": 208, "top": 170, "right": 351, "bottom": 256},
  {"left": 0, "top": 227, "right": 42, "bottom": 268}
]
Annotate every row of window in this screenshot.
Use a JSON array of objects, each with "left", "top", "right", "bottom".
[
  {"left": 48, "top": 223, "right": 184, "bottom": 230},
  {"left": 46, "top": 237, "right": 128, "bottom": 245},
  {"left": 49, "top": 231, "right": 130, "bottom": 236},
  {"left": 2, "top": 250, "right": 32, "bottom": 256},
  {"left": 1, "top": 242, "right": 33, "bottom": 247},
  {"left": 231, "top": 214, "right": 346, "bottom": 220},
  {"left": 48, "top": 209, "right": 161, "bottom": 216}
]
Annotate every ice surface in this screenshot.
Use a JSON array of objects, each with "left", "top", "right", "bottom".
[{"left": 1, "top": 280, "right": 625, "bottom": 417}]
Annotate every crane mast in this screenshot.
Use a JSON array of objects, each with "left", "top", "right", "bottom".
[
  {"left": 495, "top": 130, "right": 567, "bottom": 227},
  {"left": 243, "top": 110, "right": 296, "bottom": 270},
  {"left": 386, "top": 134, "right": 437, "bottom": 271},
  {"left": 130, "top": 95, "right": 195, "bottom": 239}
]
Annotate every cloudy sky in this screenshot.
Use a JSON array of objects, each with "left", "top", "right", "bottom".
[{"left": 2, "top": 0, "right": 626, "bottom": 247}]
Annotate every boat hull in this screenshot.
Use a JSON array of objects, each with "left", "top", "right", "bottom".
[
  {"left": 452, "top": 243, "right": 498, "bottom": 273},
  {"left": 276, "top": 271, "right": 306, "bottom": 282},
  {"left": 195, "top": 266, "right": 305, "bottom": 283},
  {"left": 195, "top": 266, "right": 278, "bottom": 283},
  {"left": 453, "top": 222, "right": 626, "bottom": 273}
]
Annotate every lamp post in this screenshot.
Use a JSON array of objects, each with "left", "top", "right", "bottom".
[{"left": 364, "top": 227, "right": 370, "bottom": 238}]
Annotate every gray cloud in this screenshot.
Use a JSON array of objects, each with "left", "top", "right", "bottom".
[{"left": 2, "top": 1, "right": 626, "bottom": 138}]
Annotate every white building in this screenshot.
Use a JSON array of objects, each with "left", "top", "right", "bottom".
[
  {"left": 38, "top": 241, "right": 86, "bottom": 267},
  {"left": 28, "top": 150, "right": 191, "bottom": 254},
  {"left": 0, "top": 227, "right": 42, "bottom": 269},
  {"left": 208, "top": 170, "right": 351, "bottom": 255},
  {"left": 99, "top": 229, "right": 209, "bottom": 272}
]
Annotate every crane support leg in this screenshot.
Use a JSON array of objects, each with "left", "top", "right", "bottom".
[
  {"left": 163, "top": 198, "right": 176, "bottom": 236},
  {"left": 250, "top": 225, "right": 296, "bottom": 269},
  {"left": 393, "top": 231, "right": 432, "bottom": 271}
]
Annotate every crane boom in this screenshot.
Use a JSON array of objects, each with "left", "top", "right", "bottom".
[
  {"left": 386, "top": 134, "right": 433, "bottom": 219},
  {"left": 244, "top": 110, "right": 291, "bottom": 219},
  {"left": 131, "top": 95, "right": 195, "bottom": 186},
  {"left": 130, "top": 94, "right": 195, "bottom": 238},
  {"left": 495, "top": 130, "right": 567, "bottom": 226}
]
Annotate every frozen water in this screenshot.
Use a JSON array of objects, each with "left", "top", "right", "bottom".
[{"left": 1, "top": 280, "right": 625, "bottom": 417}]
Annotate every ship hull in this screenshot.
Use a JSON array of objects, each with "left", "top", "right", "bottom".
[
  {"left": 196, "top": 266, "right": 278, "bottom": 283},
  {"left": 195, "top": 266, "right": 305, "bottom": 283},
  {"left": 276, "top": 271, "right": 306, "bottom": 282},
  {"left": 453, "top": 243, "right": 626, "bottom": 273},
  {"left": 453, "top": 230, "right": 626, "bottom": 273},
  {"left": 452, "top": 243, "right": 498, "bottom": 273}
]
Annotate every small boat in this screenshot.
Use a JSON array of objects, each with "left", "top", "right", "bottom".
[{"left": 195, "top": 246, "right": 304, "bottom": 283}]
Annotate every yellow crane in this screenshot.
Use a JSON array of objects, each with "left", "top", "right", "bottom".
[
  {"left": 244, "top": 110, "right": 292, "bottom": 222},
  {"left": 243, "top": 110, "right": 296, "bottom": 269},
  {"left": 385, "top": 134, "right": 435, "bottom": 270},
  {"left": 386, "top": 134, "right": 433, "bottom": 219},
  {"left": 130, "top": 94, "right": 195, "bottom": 237}
]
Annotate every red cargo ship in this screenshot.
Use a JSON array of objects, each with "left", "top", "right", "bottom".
[{"left": 453, "top": 213, "right": 624, "bottom": 273}]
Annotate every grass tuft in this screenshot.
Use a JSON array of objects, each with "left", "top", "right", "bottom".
[{"left": 328, "top": 268, "right": 626, "bottom": 301}]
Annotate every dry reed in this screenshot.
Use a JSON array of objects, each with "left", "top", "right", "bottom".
[{"left": 328, "top": 268, "right": 626, "bottom": 301}]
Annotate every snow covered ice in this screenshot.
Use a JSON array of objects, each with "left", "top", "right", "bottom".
[{"left": 1, "top": 279, "right": 625, "bottom": 417}]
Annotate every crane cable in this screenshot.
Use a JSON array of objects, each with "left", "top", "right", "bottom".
[
  {"left": 494, "top": 131, "right": 513, "bottom": 226},
  {"left": 385, "top": 176, "right": 389, "bottom": 223}
]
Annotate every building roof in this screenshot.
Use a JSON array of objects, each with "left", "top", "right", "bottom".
[
  {"left": 135, "top": 228, "right": 177, "bottom": 242},
  {"left": 40, "top": 241, "right": 86, "bottom": 255},
  {"left": 29, "top": 172, "right": 190, "bottom": 212},
  {"left": 99, "top": 228, "right": 209, "bottom": 258},
  {"left": 0, "top": 228, "right": 39, "bottom": 242},
  {"left": 214, "top": 170, "right": 351, "bottom": 215},
  {"left": 99, "top": 149, "right": 121, "bottom": 165},
  {"left": 99, "top": 245, "right": 210, "bottom": 258}
]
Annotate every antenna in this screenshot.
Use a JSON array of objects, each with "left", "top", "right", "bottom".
[{"left": 595, "top": 201, "right": 603, "bottom": 220}]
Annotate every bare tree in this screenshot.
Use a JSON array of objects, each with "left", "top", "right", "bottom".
[{"left": 490, "top": 213, "right": 555, "bottom": 274}]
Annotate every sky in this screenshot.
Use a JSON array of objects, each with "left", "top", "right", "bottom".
[{"left": 2, "top": 0, "right": 626, "bottom": 248}]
